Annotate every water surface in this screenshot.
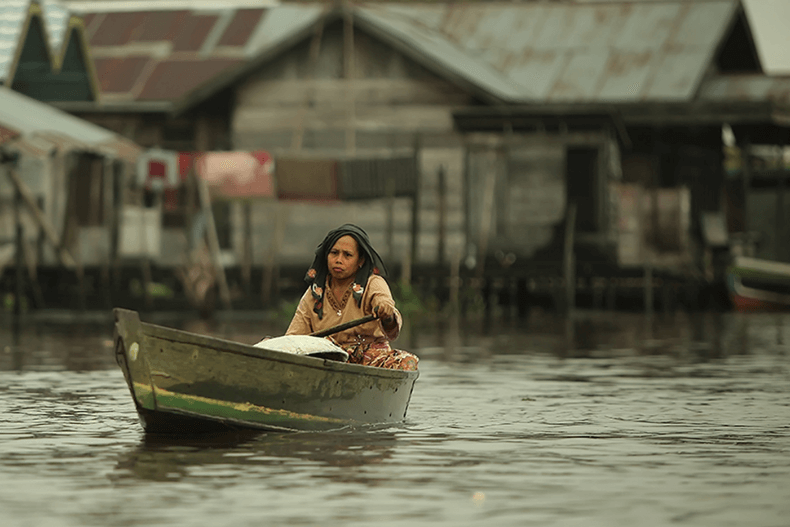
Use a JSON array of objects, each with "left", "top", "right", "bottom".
[{"left": 1, "top": 311, "right": 788, "bottom": 526}]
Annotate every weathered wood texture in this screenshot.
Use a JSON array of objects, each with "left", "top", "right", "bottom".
[
  {"left": 228, "top": 21, "right": 473, "bottom": 269},
  {"left": 232, "top": 21, "right": 471, "bottom": 146},
  {"left": 113, "top": 308, "right": 418, "bottom": 433}
]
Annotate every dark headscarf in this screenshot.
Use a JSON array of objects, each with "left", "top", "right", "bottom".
[{"left": 304, "top": 224, "right": 388, "bottom": 319}]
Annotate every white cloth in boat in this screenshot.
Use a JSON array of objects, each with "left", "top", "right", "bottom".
[{"left": 255, "top": 335, "right": 349, "bottom": 362}]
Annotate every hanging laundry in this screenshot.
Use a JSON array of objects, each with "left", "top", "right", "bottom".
[
  {"left": 136, "top": 148, "right": 179, "bottom": 190},
  {"left": 178, "top": 152, "right": 199, "bottom": 181},
  {"left": 195, "top": 151, "right": 275, "bottom": 198},
  {"left": 338, "top": 157, "right": 418, "bottom": 200},
  {"left": 276, "top": 158, "right": 338, "bottom": 200}
]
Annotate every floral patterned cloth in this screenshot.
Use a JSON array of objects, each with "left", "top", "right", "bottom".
[{"left": 331, "top": 338, "right": 419, "bottom": 371}]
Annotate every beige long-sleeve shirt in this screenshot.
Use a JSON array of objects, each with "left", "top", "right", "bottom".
[{"left": 286, "top": 274, "right": 401, "bottom": 348}]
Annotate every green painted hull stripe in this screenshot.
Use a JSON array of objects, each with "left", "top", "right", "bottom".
[{"left": 133, "top": 382, "right": 349, "bottom": 426}]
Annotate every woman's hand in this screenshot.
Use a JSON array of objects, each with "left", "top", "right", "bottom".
[{"left": 374, "top": 304, "right": 397, "bottom": 328}]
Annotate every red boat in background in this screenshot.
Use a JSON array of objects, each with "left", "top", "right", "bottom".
[{"left": 727, "top": 257, "right": 790, "bottom": 312}]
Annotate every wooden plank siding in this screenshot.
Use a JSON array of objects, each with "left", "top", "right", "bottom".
[{"left": 229, "top": 21, "right": 473, "bottom": 271}]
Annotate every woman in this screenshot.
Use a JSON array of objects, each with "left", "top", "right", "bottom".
[{"left": 286, "top": 224, "right": 418, "bottom": 371}]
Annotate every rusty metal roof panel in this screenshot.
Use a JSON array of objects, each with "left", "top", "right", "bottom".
[
  {"left": 610, "top": 3, "right": 680, "bottom": 52},
  {"left": 359, "top": 1, "right": 739, "bottom": 103},
  {"left": 134, "top": 11, "right": 188, "bottom": 43},
  {"left": 354, "top": 6, "right": 523, "bottom": 102},
  {"left": 171, "top": 13, "right": 218, "bottom": 52},
  {"left": 217, "top": 8, "right": 264, "bottom": 48},
  {"left": 595, "top": 51, "right": 656, "bottom": 101},
  {"left": 647, "top": 50, "right": 711, "bottom": 100},
  {"left": 549, "top": 51, "right": 611, "bottom": 102},
  {"left": 93, "top": 56, "right": 149, "bottom": 95},
  {"left": 137, "top": 58, "right": 242, "bottom": 101},
  {"left": 88, "top": 11, "right": 145, "bottom": 46}
]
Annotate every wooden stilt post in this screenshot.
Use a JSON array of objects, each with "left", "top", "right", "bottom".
[
  {"left": 408, "top": 190, "right": 418, "bottom": 287},
  {"left": 262, "top": 202, "right": 287, "bottom": 308},
  {"left": 6, "top": 168, "right": 76, "bottom": 269},
  {"left": 438, "top": 165, "right": 446, "bottom": 268},
  {"left": 564, "top": 203, "right": 577, "bottom": 314},
  {"left": 196, "top": 176, "right": 232, "bottom": 310},
  {"left": 476, "top": 161, "right": 497, "bottom": 281},
  {"left": 343, "top": 5, "right": 356, "bottom": 156},
  {"left": 644, "top": 264, "right": 654, "bottom": 315},
  {"left": 242, "top": 200, "right": 252, "bottom": 296},
  {"left": 449, "top": 251, "right": 460, "bottom": 314},
  {"left": 386, "top": 177, "right": 395, "bottom": 262},
  {"left": 742, "top": 141, "right": 751, "bottom": 241},
  {"left": 14, "top": 185, "right": 24, "bottom": 321},
  {"left": 139, "top": 200, "right": 153, "bottom": 311},
  {"left": 777, "top": 155, "right": 785, "bottom": 262}
]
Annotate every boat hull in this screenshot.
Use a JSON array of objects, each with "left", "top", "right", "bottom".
[
  {"left": 113, "top": 308, "right": 418, "bottom": 433},
  {"left": 726, "top": 257, "right": 790, "bottom": 312}
]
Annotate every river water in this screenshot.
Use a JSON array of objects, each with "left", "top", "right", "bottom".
[{"left": 1, "top": 310, "right": 788, "bottom": 527}]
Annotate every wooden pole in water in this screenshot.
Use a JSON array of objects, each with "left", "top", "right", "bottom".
[
  {"left": 438, "top": 165, "right": 446, "bottom": 267},
  {"left": 644, "top": 264, "right": 653, "bottom": 315},
  {"left": 6, "top": 168, "right": 77, "bottom": 269},
  {"left": 343, "top": 4, "right": 356, "bottom": 156},
  {"left": 477, "top": 157, "right": 497, "bottom": 280},
  {"left": 777, "top": 149, "right": 785, "bottom": 262},
  {"left": 14, "top": 184, "right": 24, "bottom": 324},
  {"left": 742, "top": 141, "right": 751, "bottom": 243},
  {"left": 242, "top": 200, "right": 252, "bottom": 296},
  {"left": 196, "top": 176, "right": 232, "bottom": 310},
  {"left": 408, "top": 152, "right": 419, "bottom": 287},
  {"left": 563, "top": 202, "right": 577, "bottom": 313},
  {"left": 386, "top": 177, "right": 395, "bottom": 262}
]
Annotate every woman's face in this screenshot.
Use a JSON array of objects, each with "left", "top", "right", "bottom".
[{"left": 327, "top": 235, "right": 364, "bottom": 283}]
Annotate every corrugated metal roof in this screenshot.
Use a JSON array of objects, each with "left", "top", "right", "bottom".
[
  {"left": 82, "top": 3, "right": 325, "bottom": 103},
  {"left": 93, "top": 55, "right": 149, "bottom": 94},
  {"left": 138, "top": 58, "right": 243, "bottom": 100},
  {"left": 217, "top": 8, "right": 264, "bottom": 48},
  {"left": 0, "top": 85, "right": 140, "bottom": 161},
  {"left": 75, "top": 0, "right": 787, "bottom": 111},
  {"left": 358, "top": 1, "right": 740, "bottom": 103}
]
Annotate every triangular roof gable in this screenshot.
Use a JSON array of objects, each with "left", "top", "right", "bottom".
[
  {"left": 175, "top": 4, "right": 502, "bottom": 114},
  {"left": 173, "top": 5, "right": 499, "bottom": 113},
  {"left": 4, "top": 1, "right": 56, "bottom": 86},
  {"left": 53, "top": 17, "right": 100, "bottom": 101},
  {"left": 2, "top": 1, "right": 98, "bottom": 101},
  {"left": 714, "top": 3, "right": 763, "bottom": 74}
]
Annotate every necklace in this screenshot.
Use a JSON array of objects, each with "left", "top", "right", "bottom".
[{"left": 336, "top": 309, "right": 342, "bottom": 316}]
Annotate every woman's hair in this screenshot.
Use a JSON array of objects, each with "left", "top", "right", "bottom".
[{"left": 303, "top": 224, "right": 387, "bottom": 319}]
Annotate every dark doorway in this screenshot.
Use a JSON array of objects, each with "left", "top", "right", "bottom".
[{"left": 566, "top": 147, "right": 598, "bottom": 232}]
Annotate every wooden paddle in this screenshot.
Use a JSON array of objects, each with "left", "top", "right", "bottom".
[{"left": 310, "top": 314, "right": 377, "bottom": 338}]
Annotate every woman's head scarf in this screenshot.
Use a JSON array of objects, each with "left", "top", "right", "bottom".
[{"left": 304, "top": 224, "right": 388, "bottom": 319}]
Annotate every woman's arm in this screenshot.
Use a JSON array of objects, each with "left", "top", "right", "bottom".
[
  {"left": 367, "top": 276, "right": 402, "bottom": 341},
  {"left": 285, "top": 289, "right": 315, "bottom": 335}
]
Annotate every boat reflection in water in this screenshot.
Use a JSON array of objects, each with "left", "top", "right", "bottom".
[{"left": 112, "top": 428, "right": 399, "bottom": 484}]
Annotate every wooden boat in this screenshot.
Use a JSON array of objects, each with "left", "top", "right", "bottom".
[
  {"left": 113, "top": 308, "right": 419, "bottom": 434},
  {"left": 726, "top": 256, "right": 790, "bottom": 311}
]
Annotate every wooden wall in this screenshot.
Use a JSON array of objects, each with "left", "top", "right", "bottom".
[{"left": 230, "top": 20, "right": 473, "bottom": 270}]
